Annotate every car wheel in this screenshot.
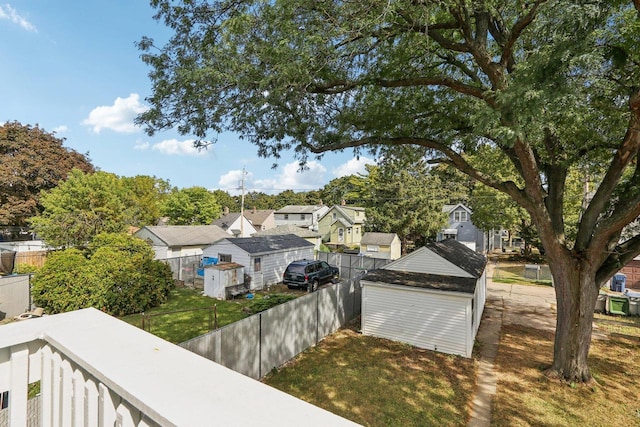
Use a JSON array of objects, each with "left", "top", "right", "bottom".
[{"left": 308, "top": 280, "right": 319, "bottom": 293}]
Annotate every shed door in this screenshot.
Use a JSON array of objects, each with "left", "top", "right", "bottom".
[{"left": 362, "top": 283, "right": 471, "bottom": 358}]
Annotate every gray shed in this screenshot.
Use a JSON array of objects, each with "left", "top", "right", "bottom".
[
  {"left": 361, "top": 239, "right": 487, "bottom": 358},
  {"left": 202, "top": 234, "right": 314, "bottom": 290},
  {"left": 203, "top": 262, "right": 245, "bottom": 300}
]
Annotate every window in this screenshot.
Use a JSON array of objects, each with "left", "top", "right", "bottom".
[
  {"left": 254, "top": 257, "right": 261, "bottom": 272},
  {"left": 300, "top": 214, "right": 306, "bottom": 220},
  {"left": 284, "top": 214, "right": 289, "bottom": 220},
  {"left": 453, "top": 211, "right": 468, "bottom": 222},
  {"left": 367, "top": 244, "right": 379, "bottom": 252},
  {"left": 332, "top": 212, "right": 337, "bottom": 220},
  {"left": 338, "top": 228, "right": 344, "bottom": 242},
  {"left": 219, "top": 254, "right": 232, "bottom": 263}
]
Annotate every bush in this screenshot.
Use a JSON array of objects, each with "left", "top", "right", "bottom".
[
  {"left": 13, "top": 264, "right": 40, "bottom": 274},
  {"left": 32, "top": 233, "right": 174, "bottom": 316},
  {"left": 246, "top": 293, "right": 296, "bottom": 314}
]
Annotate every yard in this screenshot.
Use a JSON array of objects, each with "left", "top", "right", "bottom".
[{"left": 119, "top": 284, "right": 306, "bottom": 343}]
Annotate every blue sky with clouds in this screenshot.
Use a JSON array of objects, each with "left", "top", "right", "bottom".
[{"left": 0, "top": 2, "right": 374, "bottom": 194}]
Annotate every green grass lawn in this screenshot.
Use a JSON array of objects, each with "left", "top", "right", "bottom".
[
  {"left": 119, "top": 285, "right": 304, "bottom": 343},
  {"left": 492, "top": 263, "right": 553, "bottom": 286}
]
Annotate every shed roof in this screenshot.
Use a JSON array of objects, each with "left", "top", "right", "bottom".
[
  {"left": 221, "top": 234, "right": 313, "bottom": 254},
  {"left": 205, "top": 262, "right": 244, "bottom": 271},
  {"left": 252, "top": 224, "right": 320, "bottom": 238},
  {"left": 426, "top": 239, "right": 486, "bottom": 278},
  {"left": 361, "top": 232, "right": 398, "bottom": 245},
  {"left": 362, "top": 269, "right": 477, "bottom": 294},
  {"left": 139, "top": 225, "right": 229, "bottom": 247}
]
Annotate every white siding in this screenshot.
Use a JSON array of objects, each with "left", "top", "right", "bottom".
[{"left": 362, "top": 282, "right": 473, "bottom": 358}]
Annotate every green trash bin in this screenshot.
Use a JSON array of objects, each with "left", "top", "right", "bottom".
[{"left": 608, "top": 296, "right": 630, "bottom": 316}]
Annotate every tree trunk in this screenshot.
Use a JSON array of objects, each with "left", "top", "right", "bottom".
[{"left": 549, "top": 257, "right": 600, "bottom": 382}]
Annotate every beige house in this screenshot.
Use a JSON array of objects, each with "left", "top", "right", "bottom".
[
  {"left": 317, "top": 204, "right": 366, "bottom": 248},
  {"left": 359, "top": 232, "right": 401, "bottom": 260},
  {"left": 135, "top": 225, "right": 229, "bottom": 259},
  {"left": 244, "top": 208, "right": 276, "bottom": 231}
]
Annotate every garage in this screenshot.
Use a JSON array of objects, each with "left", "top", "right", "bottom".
[
  {"left": 361, "top": 239, "right": 487, "bottom": 358},
  {"left": 620, "top": 257, "right": 640, "bottom": 290}
]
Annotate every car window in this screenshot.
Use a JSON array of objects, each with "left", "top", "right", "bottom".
[
  {"left": 321, "top": 261, "right": 330, "bottom": 269},
  {"left": 287, "top": 264, "right": 305, "bottom": 274}
]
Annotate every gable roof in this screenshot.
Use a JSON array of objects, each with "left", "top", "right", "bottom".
[
  {"left": 244, "top": 209, "right": 274, "bottom": 226},
  {"left": 362, "top": 269, "right": 478, "bottom": 294},
  {"left": 139, "top": 225, "right": 229, "bottom": 247},
  {"left": 320, "top": 205, "right": 366, "bottom": 225},
  {"left": 213, "top": 212, "right": 243, "bottom": 231},
  {"left": 274, "top": 205, "right": 325, "bottom": 214},
  {"left": 442, "top": 203, "right": 472, "bottom": 214},
  {"left": 218, "top": 234, "right": 314, "bottom": 254},
  {"left": 426, "top": 239, "right": 486, "bottom": 278},
  {"left": 361, "top": 232, "right": 398, "bottom": 245},
  {"left": 252, "top": 224, "right": 320, "bottom": 238}
]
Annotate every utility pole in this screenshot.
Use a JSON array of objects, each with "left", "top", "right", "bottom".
[{"left": 239, "top": 167, "right": 247, "bottom": 237}]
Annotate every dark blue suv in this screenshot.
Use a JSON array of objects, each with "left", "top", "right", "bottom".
[{"left": 283, "top": 260, "right": 339, "bottom": 292}]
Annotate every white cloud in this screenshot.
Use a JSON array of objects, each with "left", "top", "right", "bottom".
[
  {"left": 82, "top": 93, "right": 148, "bottom": 134},
  {"left": 52, "top": 125, "right": 68, "bottom": 134},
  {"left": 134, "top": 140, "right": 150, "bottom": 151},
  {"left": 0, "top": 5, "right": 37, "bottom": 32},
  {"left": 151, "top": 139, "right": 206, "bottom": 156},
  {"left": 219, "top": 161, "right": 328, "bottom": 195},
  {"left": 332, "top": 156, "right": 375, "bottom": 178}
]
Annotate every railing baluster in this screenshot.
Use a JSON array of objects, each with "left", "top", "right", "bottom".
[{"left": 9, "top": 343, "right": 29, "bottom": 427}]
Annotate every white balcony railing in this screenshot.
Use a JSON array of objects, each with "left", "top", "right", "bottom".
[{"left": 0, "top": 308, "right": 358, "bottom": 427}]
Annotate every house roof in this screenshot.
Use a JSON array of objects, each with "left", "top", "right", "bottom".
[
  {"left": 274, "top": 205, "right": 325, "bottom": 214},
  {"left": 139, "top": 225, "right": 229, "bottom": 247},
  {"left": 220, "top": 234, "right": 314, "bottom": 254},
  {"left": 362, "top": 269, "right": 478, "bottom": 294},
  {"left": 361, "top": 232, "right": 398, "bottom": 245},
  {"left": 320, "top": 205, "right": 366, "bottom": 226},
  {"left": 213, "top": 212, "right": 243, "bottom": 230},
  {"left": 443, "top": 203, "right": 472, "bottom": 214},
  {"left": 244, "top": 209, "right": 274, "bottom": 226},
  {"left": 252, "top": 224, "right": 320, "bottom": 238}
]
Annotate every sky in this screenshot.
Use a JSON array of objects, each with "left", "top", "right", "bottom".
[{"left": 0, "top": 2, "right": 374, "bottom": 194}]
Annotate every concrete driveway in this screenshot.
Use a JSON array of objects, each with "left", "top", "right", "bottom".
[{"left": 488, "top": 281, "right": 557, "bottom": 332}]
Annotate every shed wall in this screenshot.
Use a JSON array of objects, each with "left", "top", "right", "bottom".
[{"left": 361, "top": 282, "right": 472, "bottom": 357}]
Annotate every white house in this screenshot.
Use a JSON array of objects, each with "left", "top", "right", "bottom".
[
  {"left": 135, "top": 225, "right": 230, "bottom": 259},
  {"left": 202, "top": 234, "right": 315, "bottom": 290},
  {"left": 213, "top": 211, "right": 257, "bottom": 237},
  {"left": 361, "top": 239, "right": 487, "bottom": 358},
  {"left": 273, "top": 205, "right": 329, "bottom": 231}
]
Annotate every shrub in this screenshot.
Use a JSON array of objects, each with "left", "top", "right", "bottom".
[
  {"left": 32, "top": 233, "right": 174, "bottom": 316},
  {"left": 246, "top": 293, "right": 296, "bottom": 314}
]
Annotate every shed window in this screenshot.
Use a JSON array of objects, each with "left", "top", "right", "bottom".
[
  {"left": 367, "top": 245, "right": 379, "bottom": 252},
  {"left": 219, "top": 254, "right": 232, "bottom": 263},
  {"left": 300, "top": 214, "right": 306, "bottom": 220},
  {"left": 254, "top": 257, "right": 261, "bottom": 272},
  {"left": 284, "top": 214, "right": 289, "bottom": 220}
]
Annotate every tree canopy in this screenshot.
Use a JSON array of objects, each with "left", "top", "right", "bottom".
[
  {"left": 0, "top": 121, "right": 93, "bottom": 226},
  {"left": 139, "top": 1, "right": 640, "bottom": 381},
  {"left": 161, "top": 186, "right": 222, "bottom": 225}
]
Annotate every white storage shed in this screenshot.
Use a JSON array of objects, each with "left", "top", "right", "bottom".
[
  {"left": 203, "top": 262, "right": 245, "bottom": 299},
  {"left": 361, "top": 239, "right": 487, "bottom": 358},
  {"left": 202, "top": 234, "right": 315, "bottom": 290}
]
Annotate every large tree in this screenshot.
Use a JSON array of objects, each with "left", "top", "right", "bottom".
[
  {"left": 0, "top": 122, "right": 93, "bottom": 226},
  {"left": 161, "top": 186, "right": 221, "bottom": 224},
  {"left": 138, "top": 1, "right": 640, "bottom": 382}
]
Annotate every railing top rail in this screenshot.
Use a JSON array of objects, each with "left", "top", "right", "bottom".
[{"left": 1, "top": 308, "right": 358, "bottom": 426}]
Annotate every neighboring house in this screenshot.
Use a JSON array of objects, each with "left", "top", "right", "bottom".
[
  {"left": 359, "top": 232, "right": 401, "bottom": 260},
  {"left": 273, "top": 205, "right": 330, "bottom": 231},
  {"left": 438, "top": 203, "right": 488, "bottom": 252},
  {"left": 202, "top": 234, "right": 315, "bottom": 289},
  {"left": 135, "top": 225, "right": 229, "bottom": 259},
  {"left": 244, "top": 208, "right": 276, "bottom": 231},
  {"left": 317, "top": 204, "right": 366, "bottom": 247},
  {"left": 360, "top": 239, "right": 487, "bottom": 358},
  {"left": 253, "top": 224, "right": 323, "bottom": 251},
  {"left": 618, "top": 255, "right": 640, "bottom": 290},
  {"left": 213, "top": 210, "right": 257, "bottom": 237}
]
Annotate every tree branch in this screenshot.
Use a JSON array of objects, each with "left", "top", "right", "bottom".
[
  {"left": 500, "top": 0, "right": 548, "bottom": 70},
  {"left": 596, "top": 233, "right": 640, "bottom": 284}
]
